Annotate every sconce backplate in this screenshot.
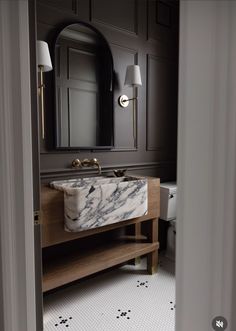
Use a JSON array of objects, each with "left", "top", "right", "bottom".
[{"left": 118, "top": 95, "right": 129, "bottom": 108}]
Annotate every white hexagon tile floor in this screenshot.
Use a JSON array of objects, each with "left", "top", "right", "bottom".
[{"left": 43, "top": 255, "right": 175, "bottom": 331}]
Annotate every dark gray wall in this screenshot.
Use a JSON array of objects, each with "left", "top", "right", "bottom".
[{"left": 36, "top": 0, "right": 179, "bottom": 182}]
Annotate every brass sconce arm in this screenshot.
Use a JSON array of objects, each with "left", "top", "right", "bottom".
[{"left": 38, "top": 65, "right": 45, "bottom": 139}]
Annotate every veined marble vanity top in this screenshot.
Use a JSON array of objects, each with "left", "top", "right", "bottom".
[{"left": 50, "top": 176, "right": 148, "bottom": 232}]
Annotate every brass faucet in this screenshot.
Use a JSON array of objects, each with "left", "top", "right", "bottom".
[{"left": 71, "top": 158, "right": 101, "bottom": 175}]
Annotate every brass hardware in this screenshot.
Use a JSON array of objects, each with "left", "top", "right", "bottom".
[
  {"left": 81, "top": 158, "right": 101, "bottom": 175},
  {"left": 133, "top": 89, "right": 137, "bottom": 147},
  {"left": 71, "top": 159, "right": 82, "bottom": 168},
  {"left": 72, "top": 158, "right": 101, "bottom": 174},
  {"left": 34, "top": 210, "right": 41, "bottom": 225},
  {"left": 38, "top": 65, "right": 45, "bottom": 139},
  {"left": 91, "top": 158, "right": 101, "bottom": 175},
  {"left": 118, "top": 90, "right": 137, "bottom": 146},
  {"left": 81, "top": 158, "right": 90, "bottom": 167}
]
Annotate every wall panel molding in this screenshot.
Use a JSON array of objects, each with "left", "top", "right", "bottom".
[
  {"left": 38, "top": 0, "right": 77, "bottom": 14},
  {"left": 40, "top": 161, "right": 176, "bottom": 181},
  {"left": 91, "top": 0, "right": 138, "bottom": 36},
  {"left": 156, "top": 1, "right": 172, "bottom": 27},
  {"left": 146, "top": 53, "right": 177, "bottom": 153},
  {"left": 36, "top": 3, "right": 79, "bottom": 28},
  {"left": 147, "top": 0, "right": 179, "bottom": 44},
  {"left": 110, "top": 43, "right": 139, "bottom": 150}
]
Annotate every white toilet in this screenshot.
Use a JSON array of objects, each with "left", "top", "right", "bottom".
[{"left": 160, "top": 182, "right": 177, "bottom": 261}]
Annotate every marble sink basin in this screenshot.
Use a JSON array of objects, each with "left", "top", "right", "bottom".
[{"left": 50, "top": 176, "right": 148, "bottom": 232}]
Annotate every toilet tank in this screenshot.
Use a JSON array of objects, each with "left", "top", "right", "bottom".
[{"left": 160, "top": 182, "right": 177, "bottom": 221}]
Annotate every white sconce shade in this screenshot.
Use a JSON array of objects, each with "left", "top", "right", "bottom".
[
  {"left": 37, "top": 40, "right": 53, "bottom": 72},
  {"left": 124, "top": 65, "right": 142, "bottom": 87}
]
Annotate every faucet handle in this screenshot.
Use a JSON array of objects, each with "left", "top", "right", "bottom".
[
  {"left": 90, "top": 158, "right": 99, "bottom": 165},
  {"left": 71, "top": 159, "right": 81, "bottom": 168}
]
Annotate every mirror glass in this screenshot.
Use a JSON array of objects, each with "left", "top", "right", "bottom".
[{"left": 54, "top": 23, "right": 114, "bottom": 149}]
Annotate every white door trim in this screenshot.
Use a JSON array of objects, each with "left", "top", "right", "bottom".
[
  {"left": 0, "top": 1, "right": 36, "bottom": 330},
  {"left": 176, "top": 1, "right": 236, "bottom": 330}
]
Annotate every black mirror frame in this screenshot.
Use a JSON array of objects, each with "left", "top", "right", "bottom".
[{"left": 52, "top": 21, "right": 114, "bottom": 151}]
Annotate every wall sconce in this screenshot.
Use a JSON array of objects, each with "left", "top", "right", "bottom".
[
  {"left": 118, "top": 65, "right": 142, "bottom": 108},
  {"left": 36, "top": 40, "right": 53, "bottom": 139},
  {"left": 118, "top": 65, "right": 142, "bottom": 145}
]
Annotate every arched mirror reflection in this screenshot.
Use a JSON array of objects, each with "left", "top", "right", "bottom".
[{"left": 54, "top": 23, "right": 114, "bottom": 149}]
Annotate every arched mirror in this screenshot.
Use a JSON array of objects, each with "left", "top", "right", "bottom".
[{"left": 54, "top": 23, "right": 114, "bottom": 149}]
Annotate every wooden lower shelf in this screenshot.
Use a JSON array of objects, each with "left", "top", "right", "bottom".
[{"left": 43, "top": 241, "right": 159, "bottom": 292}]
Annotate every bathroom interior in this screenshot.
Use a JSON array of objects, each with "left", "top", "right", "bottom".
[{"left": 32, "top": 0, "right": 179, "bottom": 329}]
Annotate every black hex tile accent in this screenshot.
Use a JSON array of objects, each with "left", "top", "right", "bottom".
[
  {"left": 54, "top": 315, "right": 73, "bottom": 328},
  {"left": 116, "top": 309, "right": 131, "bottom": 320},
  {"left": 136, "top": 280, "right": 149, "bottom": 288}
]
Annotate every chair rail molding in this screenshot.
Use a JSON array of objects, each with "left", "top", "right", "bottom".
[
  {"left": 0, "top": 1, "right": 36, "bottom": 331},
  {"left": 176, "top": 1, "right": 236, "bottom": 331}
]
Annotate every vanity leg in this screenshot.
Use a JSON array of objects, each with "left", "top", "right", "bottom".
[
  {"left": 146, "top": 218, "right": 158, "bottom": 274},
  {"left": 147, "top": 251, "right": 158, "bottom": 274},
  {"left": 134, "top": 223, "right": 142, "bottom": 265},
  {"left": 129, "top": 222, "right": 142, "bottom": 265}
]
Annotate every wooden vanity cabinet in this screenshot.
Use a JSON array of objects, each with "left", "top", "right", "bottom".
[{"left": 41, "top": 177, "right": 160, "bottom": 292}]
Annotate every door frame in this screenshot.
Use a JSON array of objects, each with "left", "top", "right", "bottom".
[
  {"left": 0, "top": 1, "right": 37, "bottom": 330},
  {"left": 176, "top": 1, "right": 236, "bottom": 330}
]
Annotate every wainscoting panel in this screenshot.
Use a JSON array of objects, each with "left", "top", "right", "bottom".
[
  {"left": 148, "top": 0, "right": 179, "bottom": 44},
  {"left": 91, "top": 0, "right": 138, "bottom": 35},
  {"left": 111, "top": 44, "right": 138, "bottom": 150},
  {"left": 38, "top": 0, "right": 77, "bottom": 15},
  {"left": 146, "top": 54, "right": 177, "bottom": 152}
]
